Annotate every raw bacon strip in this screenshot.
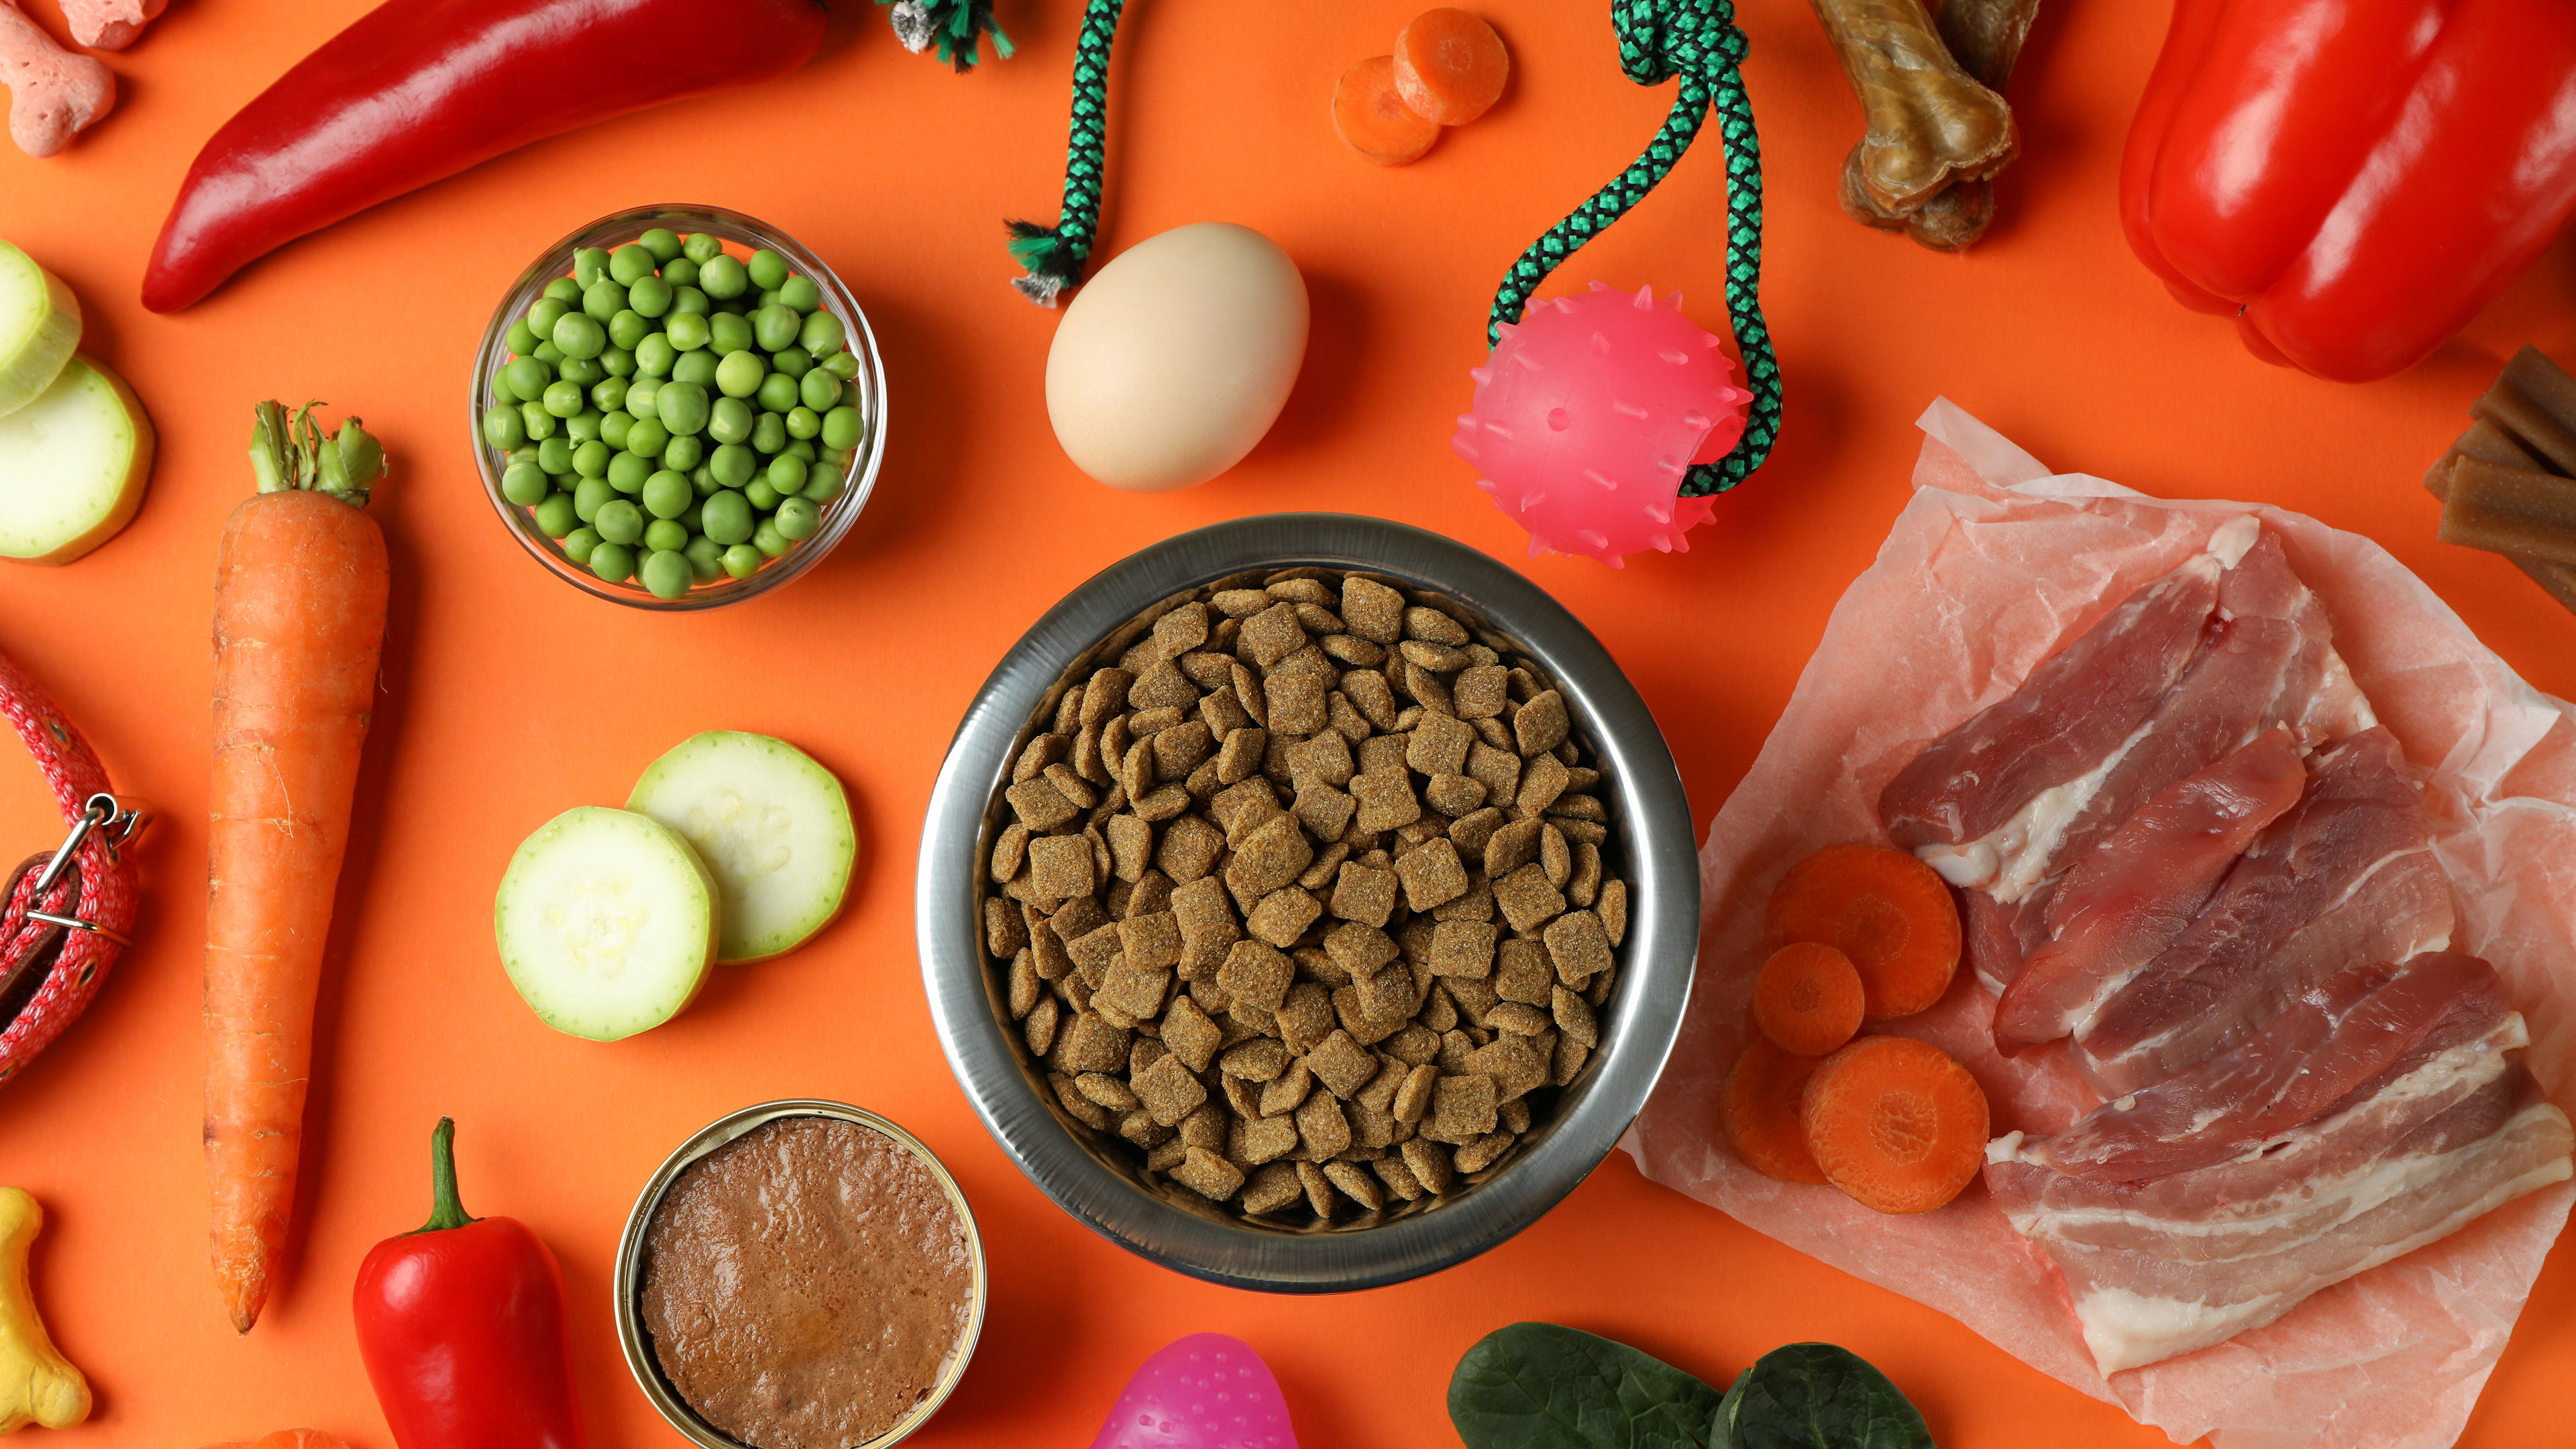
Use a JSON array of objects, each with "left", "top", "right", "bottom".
[
  {"left": 2031, "top": 951, "right": 2515, "bottom": 1180},
  {"left": 1992, "top": 726, "right": 2306, "bottom": 1051},
  {"left": 1988, "top": 1069, "right": 2573, "bottom": 1373},
  {"left": 2073, "top": 727, "right": 2456, "bottom": 1095}
]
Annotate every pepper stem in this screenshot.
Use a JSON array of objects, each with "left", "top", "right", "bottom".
[{"left": 414, "top": 1116, "right": 479, "bottom": 1234}]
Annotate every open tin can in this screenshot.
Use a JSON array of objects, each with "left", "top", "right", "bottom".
[{"left": 612, "top": 1099, "right": 987, "bottom": 1449}]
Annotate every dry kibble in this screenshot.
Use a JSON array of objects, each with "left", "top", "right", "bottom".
[
  {"left": 1403, "top": 1137, "right": 1455, "bottom": 1194},
  {"left": 1485, "top": 818, "right": 1542, "bottom": 878},
  {"left": 1258, "top": 1059, "right": 1313, "bottom": 1117},
  {"left": 1173, "top": 1148, "right": 1246, "bottom": 1201},
  {"left": 1455, "top": 1131, "right": 1515, "bottom": 1175},
  {"left": 1513, "top": 689, "right": 1570, "bottom": 757},
  {"left": 1426, "top": 1073, "right": 1498, "bottom": 1144},
  {"left": 1374, "top": 1155, "right": 1427, "bottom": 1201},
  {"left": 1350, "top": 772, "right": 1421, "bottom": 834},
  {"left": 1077, "top": 1071, "right": 1141, "bottom": 1113},
  {"left": 1134, "top": 1053, "right": 1210, "bottom": 1126},
  {"left": 1544, "top": 909, "right": 1615, "bottom": 986},
  {"left": 1246, "top": 887, "right": 1324, "bottom": 948},
  {"left": 1393, "top": 1063, "right": 1438, "bottom": 1122},
  {"left": 1517, "top": 751, "right": 1570, "bottom": 817},
  {"left": 1493, "top": 938, "right": 1554, "bottom": 1005},
  {"left": 1487, "top": 1001, "right": 1551, "bottom": 1036},
  {"left": 1024, "top": 995, "right": 1061, "bottom": 1057},
  {"left": 1295, "top": 1091, "right": 1353, "bottom": 1159},
  {"left": 1495, "top": 863, "right": 1568, "bottom": 934},
  {"left": 1053, "top": 1072, "right": 1114, "bottom": 1130},
  {"left": 1395, "top": 837, "right": 1470, "bottom": 911},
  {"left": 1007, "top": 777, "right": 1080, "bottom": 832},
  {"left": 1027, "top": 835, "right": 1097, "bottom": 901},
  {"left": 1242, "top": 1161, "right": 1305, "bottom": 1214},
  {"left": 1429, "top": 920, "right": 1498, "bottom": 979},
  {"left": 1322, "top": 1160, "right": 1385, "bottom": 1212},
  {"left": 1276, "top": 981, "right": 1336, "bottom": 1051},
  {"left": 1240, "top": 1114, "right": 1299, "bottom": 1165},
  {"left": 1540, "top": 823, "right": 1572, "bottom": 889},
  {"left": 1221, "top": 1036, "right": 1291, "bottom": 1081},
  {"left": 1296, "top": 1161, "right": 1336, "bottom": 1217}
]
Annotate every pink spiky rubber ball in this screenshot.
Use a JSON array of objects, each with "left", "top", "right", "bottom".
[
  {"left": 1452, "top": 282, "right": 1752, "bottom": 568},
  {"left": 1085, "top": 1333, "right": 1299, "bottom": 1449}
]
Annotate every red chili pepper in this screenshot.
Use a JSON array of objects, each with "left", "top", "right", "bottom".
[
  {"left": 140, "top": 0, "right": 826, "bottom": 313},
  {"left": 2121, "top": 0, "right": 2576, "bottom": 382},
  {"left": 352, "top": 1119, "right": 588, "bottom": 1449}
]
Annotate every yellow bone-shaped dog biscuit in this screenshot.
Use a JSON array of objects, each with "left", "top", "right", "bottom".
[{"left": 0, "top": 1189, "right": 87, "bottom": 1433}]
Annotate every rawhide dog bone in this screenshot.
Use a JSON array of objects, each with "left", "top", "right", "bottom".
[{"left": 1836, "top": 0, "right": 2041, "bottom": 250}]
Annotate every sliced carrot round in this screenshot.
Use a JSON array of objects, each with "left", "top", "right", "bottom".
[
  {"left": 1764, "top": 843, "right": 1962, "bottom": 1018},
  {"left": 1393, "top": 8, "right": 1511, "bottom": 126},
  {"left": 1753, "top": 941, "right": 1866, "bottom": 1057},
  {"left": 1799, "top": 1035, "right": 1988, "bottom": 1214},
  {"left": 1719, "top": 1035, "right": 1829, "bottom": 1185},
  {"left": 1332, "top": 55, "right": 1440, "bottom": 166}
]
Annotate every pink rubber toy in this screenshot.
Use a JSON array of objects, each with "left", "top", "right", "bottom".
[
  {"left": 1452, "top": 282, "right": 1752, "bottom": 568},
  {"left": 1085, "top": 1333, "right": 1299, "bottom": 1449}
]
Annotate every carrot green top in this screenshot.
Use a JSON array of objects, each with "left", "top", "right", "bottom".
[{"left": 248, "top": 399, "right": 385, "bottom": 508}]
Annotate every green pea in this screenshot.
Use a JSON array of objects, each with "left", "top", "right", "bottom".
[
  {"left": 818, "top": 405, "right": 864, "bottom": 452},
  {"left": 629, "top": 547, "right": 688, "bottom": 599},
  {"left": 770, "top": 346, "right": 813, "bottom": 379},
  {"left": 534, "top": 492, "right": 580, "bottom": 537},
  {"left": 500, "top": 460, "right": 550, "bottom": 506},
  {"left": 606, "top": 450, "right": 651, "bottom": 493},
  {"left": 547, "top": 311, "right": 601, "bottom": 362},
  {"left": 657, "top": 381, "right": 711, "bottom": 437},
  {"left": 823, "top": 350, "right": 860, "bottom": 380},
  {"left": 708, "top": 398, "right": 754, "bottom": 446},
  {"left": 702, "top": 490, "right": 755, "bottom": 545},
  {"left": 743, "top": 249, "right": 788, "bottom": 292},
  {"left": 750, "top": 411, "right": 788, "bottom": 455},
  {"left": 684, "top": 537, "right": 725, "bottom": 583},
  {"left": 506, "top": 319, "right": 541, "bottom": 356},
  {"left": 606, "top": 309, "right": 651, "bottom": 352},
  {"left": 769, "top": 452, "right": 812, "bottom": 492},
  {"left": 787, "top": 439, "right": 817, "bottom": 464},
  {"left": 757, "top": 288, "right": 780, "bottom": 310},
  {"left": 541, "top": 278, "right": 582, "bottom": 307},
  {"left": 708, "top": 311, "right": 754, "bottom": 356},
  {"left": 670, "top": 285, "right": 710, "bottom": 317},
  {"left": 590, "top": 376, "right": 630, "bottom": 414},
  {"left": 709, "top": 441, "right": 757, "bottom": 488},
  {"left": 745, "top": 479, "right": 779, "bottom": 511},
  {"left": 719, "top": 543, "right": 761, "bottom": 579},
  {"left": 798, "top": 311, "right": 847, "bottom": 355},
  {"left": 628, "top": 274, "right": 674, "bottom": 319},
  {"left": 482, "top": 405, "right": 528, "bottom": 451},
  {"left": 588, "top": 541, "right": 637, "bottom": 584},
  {"left": 518, "top": 401, "right": 557, "bottom": 441},
  {"left": 642, "top": 470, "right": 694, "bottom": 519},
  {"left": 566, "top": 409, "right": 605, "bottom": 443},
  {"left": 667, "top": 312, "right": 711, "bottom": 352},
  {"left": 700, "top": 254, "right": 749, "bottom": 300},
  {"left": 750, "top": 304, "right": 800, "bottom": 353},
  {"left": 625, "top": 416, "right": 669, "bottom": 458},
  {"left": 602, "top": 411, "right": 636, "bottom": 451},
  {"left": 573, "top": 248, "right": 612, "bottom": 287},
  {"left": 661, "top": 255, "right": 700, "bottom": 288},
  {"left": 502, "top": 356, "right": 553, "bottom": 400},
  {"left": 803, "top": 466, "right": 847, "bottom": 503},
  {"left": 608, "top": 244, "right": 657, "bottom": 285},
  {"left": 557, "top": 356, "right": 606, "bottom": 388},
  {"left": 573, "top": 439, "right": 611, "bottom": 478},
  {"left": 540, "top": 379, "right": 583, "bottom": 418},
  {"left": 681, "top": 499, "right": 707, "bottom": 532},
  {"left": 661, "top": 433, "right": 705, "bottom": 472},
  {"left": 683, "top": 231, "right": 724, "bottom": 265},
  {"left": 800, "top": 368, "right": 843, "bottom": 412},
  {"left": 755, "top": 372, "right": 800, "bottom": 414},
  {"left": 531, "top": 339, "right": 564, "bottom": 366},
  {"left": 594, "top": 499, "right": 645, "bottom": 545},
  {"left": 634, "top": 333, "right": 676, "bottom": 378},
  {"left": 537, "top": 437, "right": 577, "bottom": 475},
  {"left": 575, "top": 280, "right": 619, "bottom": 324},
  {"left": 777, "top": 275, "right": 823, "bottom": 313},
  {"left": 691, "top": 463, "right": 717, "bottom": 494},
  {"left": 714, "top": 350, "right": 765, "bottom": 399},
  {"left": 562, "top": 527, "right": 602, "bottom": 566},
  {"left": 785, "top": 405, "right": 820, "bottom": 441},
  {"left": 753, "top": 519, "right": 792, "bottom": 559},
  {"left": 773, "top": 495, "right": 821, "bottom": 541},
  {"left": 492, "top": 372, "right": 522, "bottom": 407},
  {"left": 624, "top": 379, "right": 660, "bottom": 418},
  {"left": 671, "top": 350, "right": 720, "bottom": 387},
  {"left": 643, "top": 520, "right": 690, "bottom": 556},
  {"left": 601, "top": 347, "right": 636, "bottom": 379}
]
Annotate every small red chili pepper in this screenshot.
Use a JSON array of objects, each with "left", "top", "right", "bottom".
[
  {"left": 352, "top": 1118, "right": 588, "bottom": 1449},
  {"left": 140, "top": 0, "right": 827, "bottom": 312}
]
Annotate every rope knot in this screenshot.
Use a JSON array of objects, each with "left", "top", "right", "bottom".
[{"left": 1613, "top": 0, "right": 1735, "bottom": 86}]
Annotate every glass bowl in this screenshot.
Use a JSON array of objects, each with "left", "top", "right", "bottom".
[{"left": 470, "top": 204, "right": 887, "bottom": 610}]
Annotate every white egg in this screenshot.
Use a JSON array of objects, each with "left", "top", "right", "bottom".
[{"left": 1045, "top": 221, "right": 1309, "bottom": 493}]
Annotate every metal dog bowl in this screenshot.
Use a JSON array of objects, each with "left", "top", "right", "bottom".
[{"left": 917, "top": 513, "right": 1699, "bottom": 1292}]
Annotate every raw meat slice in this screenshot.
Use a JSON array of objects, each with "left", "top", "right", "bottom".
[
  {"left": 1988, "top": 1068, "right": 2573, "bottom": 1374},
  {"left": 2031, "top": 951, "right": 2516, "bottom": 1180},
  {"left": 1991, "top": 726, "right": 2307, "bottom": 1052},
  {"left": 2073, "top": 727, "right": 2455, "bottom": 1094},
  {"left": 1962, "top": 888, "right": 2047, "bottom": 994}
]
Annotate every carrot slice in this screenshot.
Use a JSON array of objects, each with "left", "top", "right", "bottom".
[
  {"left": 1719, "top": 1036, "right": 1829, "bottom": 1184},
  {"left": 1393, "top": 8, "right": 1509, "bottom": 125},
  {"left": 1333, "top": 55, "right": 1440, "bottom": 166},
  {"left": 1764, "top": 844, "right": 1962, "bottom": 1018},
  {"left": 1754, "top": 942, "right": 1866, "bottom": 1057},
  {"left": 1800, "top": 1035, "right": 1989, "bottom": 1214}
]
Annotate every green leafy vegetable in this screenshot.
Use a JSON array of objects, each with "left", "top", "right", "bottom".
[
  {"left": 1715, "top": 1343, "right": 1933, "bottom": 1449},
  {"left": 1448, "top": 1322, "right": 1726, "bottom": 1449}
]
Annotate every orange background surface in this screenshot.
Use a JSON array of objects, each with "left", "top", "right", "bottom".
[{"left": 3, "top": 1, "right": 2575, "bottom": 1445}]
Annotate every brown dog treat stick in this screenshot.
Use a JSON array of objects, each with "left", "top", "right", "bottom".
[
  {"left": 2424, "top": 444, "right": 2576, "bottom": 614},
  {"left": 0, "top": 0, "right": 110, "bottom": 158},
  {"left": 2469, "top": 345, "right": 2576, "bottom": 476},
  {"left": 2437, "top": 458, "right": 2576, "bottom": 568},
  {"left": 1811, "top": 0, "right": 2017, "bottom": 216}
]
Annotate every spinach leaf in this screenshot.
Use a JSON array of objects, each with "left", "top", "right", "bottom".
[
  {"left": 1449, "top": 1322, "right": 1727, "bottom": 1449},
  {"left": 1713, "top": 1343, "right": 1934, "bottom": 1449}
]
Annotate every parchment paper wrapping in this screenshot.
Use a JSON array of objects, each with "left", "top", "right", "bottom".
[{"left": 1624, "top": 400, "right": 2576, "bottom": 1449}]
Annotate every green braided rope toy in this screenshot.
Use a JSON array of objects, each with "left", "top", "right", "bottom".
[{"left": 1004, "top": 0, "right": 1778, "bottom": 492}]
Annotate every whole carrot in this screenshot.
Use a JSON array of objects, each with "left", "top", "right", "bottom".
[{"left": 206, "top": 401, "right": 388, "bottom": 1333}]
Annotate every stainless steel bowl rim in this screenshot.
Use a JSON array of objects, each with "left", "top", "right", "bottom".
[
  {"left": 612, "top": 1098, "right": 987, "bottom": 1449},
  {"left": 917, "top": 513, "right": 1700, "bottom": 1293}
]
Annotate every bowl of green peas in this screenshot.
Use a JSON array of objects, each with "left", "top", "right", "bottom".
[{"left": 472, "top": 204, "right": 885, "bottom": 607}]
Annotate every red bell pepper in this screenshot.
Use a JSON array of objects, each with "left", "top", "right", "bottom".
[
  {"left": 2121, "top": 0, "right": 2576, "bottom": 382},
  {"left": 352, "top": 1119, "right": 588, "bottom": 1449},
  {"left": 141, "top": 0, "right": 826, "bottom": 312}
]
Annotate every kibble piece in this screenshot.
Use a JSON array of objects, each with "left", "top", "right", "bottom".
[
  {"left": 1274, "top": 981, "right": 1334, "bottom": 1051},
  {"left": 1383, "top": 1022, "right": 1440, "bottom": 1067},
  {"left": 1322, "top": 1160, "right": 1385, "bottom": 1212},
  {"left": 1240, "top": 602, "right": 1309, "bottom": 668},
  {"left": 1135, "top": 1052, "right": 1212, "bottom": 1126},
  {"left": 1552, "top": 1033, "right": 1590, "bottom": 1086},
  {"left": 1221, "top": 1036, "right": 1291, "bottom": 1081},
  {"left": 1324, "top": 922, "right": 1400, "bottom": 979},
  {"left": 1214, "top": 939, "right": 1294, "bottom": 1014},
  {"left": 1339, "top": 576, "right": 1403, "bottom": 643},
  {"left": 1055, "top": 1010, "right": 1130, "bottom": 1073},
  {"left": 1455, "top": 1131, "right": 1515, "bottom": 1175},
  {"left": 1293, "top": 785, "right": 1356, "bottom": 841},
  {"left": 1246, "top": 887, "right": 1323, "bottom": 949},
  {"left": 1265, "top": 653, "right": 1336, "bottom": 735},
  {"left": 1150, "top": 995, "right": 1218, "bottom": 1073},
  {"left": 1540, "top": 823, "right": 1572, "bottom": 889},
  {"left": 1402, "top": 1137, "right": 1455, "bottom": 1194},
  {"left": 1214, "top": 727, "right": 1266, "bottom": 785},
  {"left": 1130, "top": 658, "right": 1197, "bottom": 712},
  {"left": 1239, "top": 1114, "right": 1300, "bottom": 1166},
  {"left": 1007, "top": 777, "right": 1080, "bottom": 832},
  {"left": 1448, "top": 806, "right": 1507, "bottom": 860},
  {"left": 1170, "top": 875, "right": 1237, "bottom": 943},
  {"left": 1423, "top": 772, "right": 1487, "bottom": 819},
  {"left": 1259, "top": 1058, "right": 1313, "bottom": 1117},
  {"left": 1393, "top": 1063, "right": 1438, "bottom": 1122},
  {"left": 1226, "top": 812, "right": 1315, "bottom": 898},
  {"left": 1395, "top": 838, "right": 1470, "bottom": 911},
  {"left": 1401, "top": 604, "right": 1468, "bottom": 645},
  {"left": 1285, "top": 733, "right": 1356, "bottom": 792},
  {"left": 1485, "top": 817, "right": 1542, "bottom": 877},
  {"left": 1079, "top": 667, "right": 1133, "bottom": 727},
  {"left": 1331, "top": 985, "right": 1402, "bottom": 1046},
  {"left": 1065, "top": 923, "right": 1121, "bottom": 985},
  {"left": 1429, "top": 920, "right": 1498, "bottom": 979},
  {"left": 986, "top": 898, "right": 1029, "bottom": 960},
  {"left": 1043, "top": 763, "right": 1099, "bottom": 812},
  {"left": 1552, "top": 984, "right": 1600, "bottom": 1048},
  {"left": 1407, "top": 713, "right": 1476, "bottom": 778},
  {"left": 1343, "top": 669, "right": 1400, "bottom": 731},
  {"left": 1500, "top": 1095, "right": 1532, "bottom": 1135},
  {"left": 1493, "top": 938, "right": 1555, "bottom": 1005},
  {"left": 1027, "top": 835, "right": 1097, "bottom": 901},
  {"left": 1295, "top": 1091, "right": 1353, "bottom": 1159},
  {"left": 1076, "top": 1071, "right": 1141, "bottom": 1112},
  {"left": 1132, "top": 784, "right": 1191, "bottom": 822},
  {"left": 1544, "top": 908, "right": 1615, "bottom": 986},
  {"left": 1453, "top": 665, "right": 1509, "bottom": 718},
  {"left": 1418, "top": 985, "right": 1460, "bottom": 1034},
  {"left": 1487, "top": 1001, "right": 1550, "bottom": 1036},
  {"left": 1016, "top": 734, "right": 1069, "bottom": 783},
  {"left": 1024, "top": 995, "right": 1062, "bottom": 1057},
  {"left": 1465, "top": 742, "right": 1522, "bottom": 804},
  {"left": 1152, "top": 720, "right": 1216, "bottom": 781},
  {"left": 1600, "top": 879, "right": 1628, "bottom": 946},
  {"left": 1213, "top": 588, "right": 1272, "bottom": 618},
  {"left": 1568, "top": 841, "right": 1603, "bottom": 908},
  {"left": 1373, "top": 1155, "right": 1426, "bottom": 1201},
  {"left": 1298, "top": 841, "right": 1351, "bottom": 893},
  {"left": 1426, "top": 1073, "right": 1498, "bottom": 1144},
  {"left": 1294, "top": 1161, "right": 1336, "bottom": 1217},
  {"left": 1008, "top": 949, "right": 1041, "bottom": 1018},
  {"left": 1495, "top": 862, "right": 1568, "bottom": 934},
  {"left": 1328, "top": 860, "right": 1399, "bottom": 928},
  {"left": 1468, "top": 1034, "right": 1548, "bottom": 1102},
  {"left": 1198, "top": 687, "right": 1252, "bottom": 739},
  {"left": 1145, "top": 1137, "right": 1189, "bottom": 1172},
  {"left": 1104, "top": 813, "right": 1153, "bottom": 883},
  {"left": 1051, "top": 1072, "right": 1113, "bottom": 1130},
  {"left": 1172, "top": 1147, "right": 1246, "bottom": 1201},
  {"left": 1307, "top": 1028, "right": 1380, "bottom": 1098},
  {"left": 1348, "top": 771, "right": 1421, "bottom": 835},
  {"left": 1354, "top": 961, "right": 1416, "bottom": 1022},
  {"left": 1242, "top": 1161, "right": 1305, "bottom": 1214},
  {"left": 1118, "top": 911, "right": 1183, "bottom": 973},
  {"left": 1513, "top": 688, "right": 1570, "bottom": 756},
  {"left": 1400, "top": 639, "right": 1472, "bottom": 674},
  {"left": 1434, "top": 874, "right": 1494, "bottom": 924},
  {"left": 1516, "top": 751, "right": 1570, "bottom": 817},
  {"left": 991, "top": 822, "right": 1031, "bottom": 884}
]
